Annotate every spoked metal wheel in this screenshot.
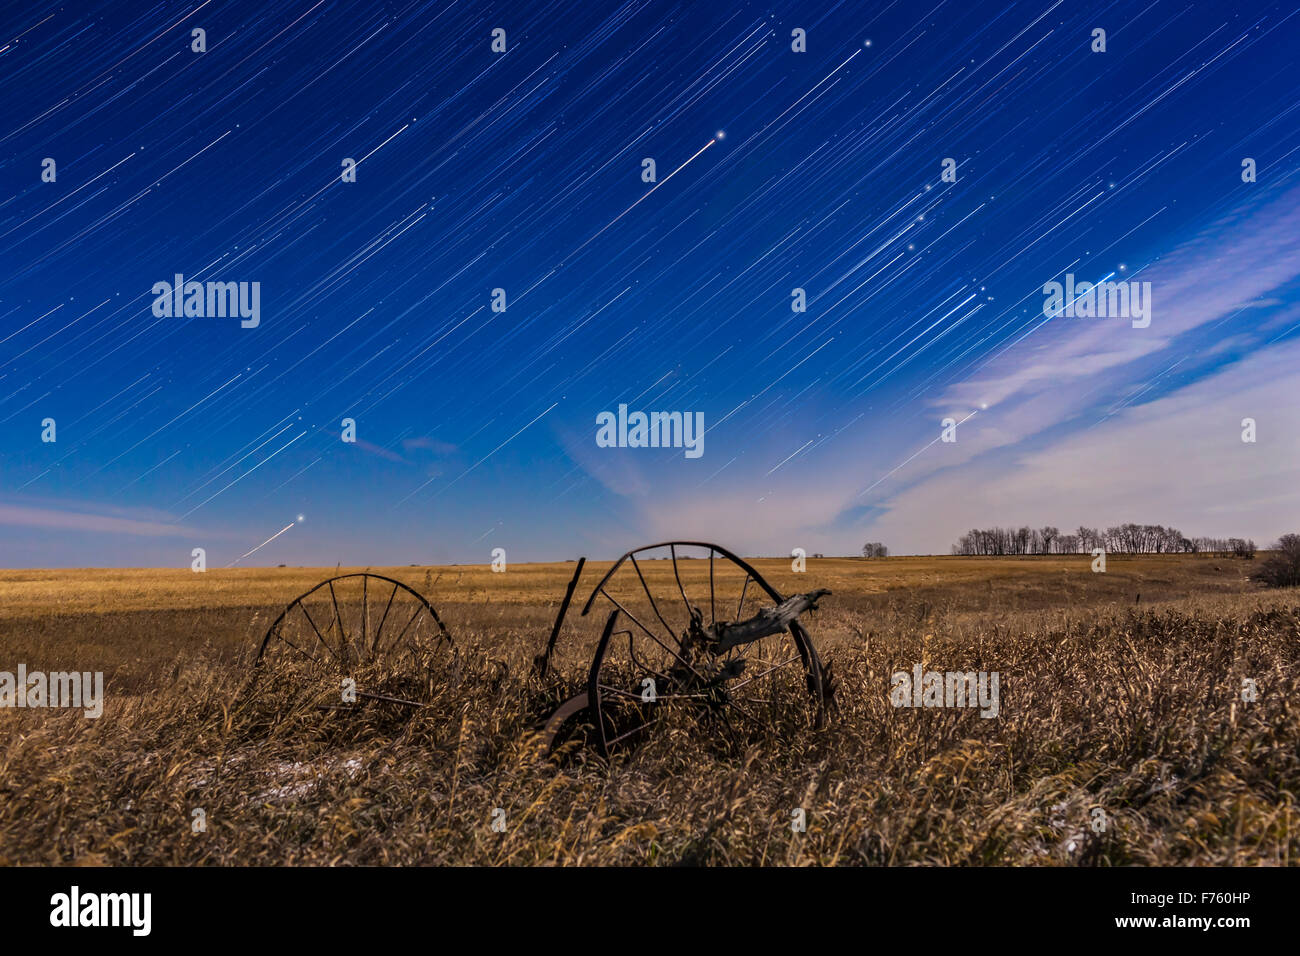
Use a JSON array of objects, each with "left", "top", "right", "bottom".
[
  {"left": 255, "top": 573, "right": 452, "bottom": 708},
  {"left": 578, "top": 542, "right": 828, "bottom": 758}
]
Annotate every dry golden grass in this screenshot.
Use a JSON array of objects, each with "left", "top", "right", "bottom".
[{"left": 0, "top": 553, "right": 1295, "bottom": 865}]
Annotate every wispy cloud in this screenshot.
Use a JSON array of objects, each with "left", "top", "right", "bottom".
[
  {"left": 577, "top": 182, "right": 1300, "bottom": 555},
  {"left": 870, "top": 338, "right": 1300, "bottom": 550},
  {"left": 940, "top": 180, "right": 1300, "bottom": 412},
  {"left": 0, "top": 499, "right": 202, "bottom": 537},
  {"left": 401, "top": 436, "right": 459, "bottom": 455},
  {"left": 353, "top": 439, "right": 408, "bottom": 464}
]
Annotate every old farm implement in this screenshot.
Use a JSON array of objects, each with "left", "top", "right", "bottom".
[
  {"left": 253, "top": 572, "right": 454, "bottom": 709},
  {"left": 252, "top": 541, "right": 833, "bottom": 757}
]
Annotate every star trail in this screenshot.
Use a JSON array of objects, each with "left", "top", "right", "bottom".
[{"left": 2, "top": 0, "right": 1299, "bottom": 567}]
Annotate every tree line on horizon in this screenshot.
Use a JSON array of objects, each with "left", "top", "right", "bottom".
[{"left": 950, "top": 523, "right": 1258, "bottom": 557}]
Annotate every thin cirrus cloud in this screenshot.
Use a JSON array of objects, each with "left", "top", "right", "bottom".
[
  {"left": 868, "top": 337, "right": 1300, "bottom": 553},
  {"left": 0, "top": 499, "right": 207, "bottom": 538},
  {"left": 592, "top": 181, "right": 1300, "bottom": 555},
  {"left": 941, "top": 180, "right": 1300, "bottom": 413},
  {"left": 861, "top": 183, "right": 1300, "bottom": 551},
  {"left": 400, "top": 437, "right": 460, "bottom": 456}
]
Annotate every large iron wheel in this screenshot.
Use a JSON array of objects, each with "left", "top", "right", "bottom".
[
  {"left": 255, "top": 573, "right": 452, "bottom": 708},
  {"left": 571, "top": 542, "right": 828, "bottom": 757}
]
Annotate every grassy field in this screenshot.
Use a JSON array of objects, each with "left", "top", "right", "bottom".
[{"left": 1, "top": 552, "right": 1296, "bottom": 865}]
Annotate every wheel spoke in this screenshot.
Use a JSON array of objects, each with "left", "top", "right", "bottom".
[
  {"left": 629, "top": 554, "right": 678, "bottom": 647},
  {"left": 373, "top": 582, "right": 399, "bottom": 654},
  {"left": 725, "top": 696, "right": 762, "bottom": 725},
  {"left": 597, "top": 684, "right": 709, "bottom": 702},
  {"left": 602, "top": 714, "right": 660, "bottom": 749},
  {"left": 729, "top": 654, "right": 800, "bottom": 690},
  {"left": 669, "top": 544, "right": 694, "bottom": 616},
  {"left": 295, "top": 601, "right": 336, "bottom": 660},
  {"left": 597, "top": 588, "right": 708, "bottom": 683},
  {"left": 624, "top": 632, "right": 672, "bottom": 686},
  {"left": 273, "top": 630, "right": 318, "bottom": 665},
  {"left": 327, "top": 580, "right": 348, "bottom": 661},
  {"left": 361, "top": 575, "right": 369, "bottom": 658},
  {"left": 389, "top": 602, "right": 426, "bottom": 654},
  {"left": 709, "top": 549, "right": 716, "bottom": 625}
]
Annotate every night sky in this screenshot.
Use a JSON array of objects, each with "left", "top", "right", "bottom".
[{"left": 3, "top": 0, "right": 1299, "bottom": 568}]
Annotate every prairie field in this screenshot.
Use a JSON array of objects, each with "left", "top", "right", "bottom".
[{"left": 0, "top": 552, "right": 1296, "bottom": 866}]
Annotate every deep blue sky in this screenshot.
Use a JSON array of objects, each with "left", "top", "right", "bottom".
[{"left": 3, "top": 1, "right": 1299, "bottom": 568}]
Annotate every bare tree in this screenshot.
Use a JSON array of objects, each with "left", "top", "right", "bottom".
[
  {"left": 1251, "top": 535, "right": 1300, "bottom": 587},
  {"left": 952, "top": 524, "right": 1252, "bottom": 556}
]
